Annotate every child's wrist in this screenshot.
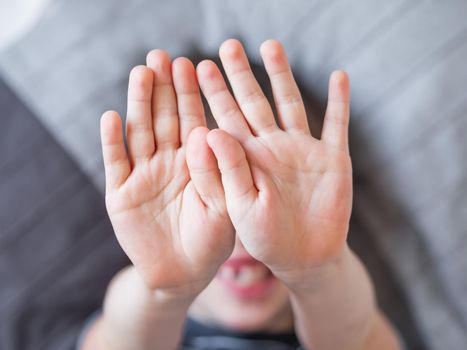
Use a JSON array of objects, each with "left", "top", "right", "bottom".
[
  {"left": 284, "top": 246, "right": 383, "bottom": 350},
  {"left": 126, "top": 266, "right": 203, "bottom": 306},
  {"left": 276, "top": 243, "right": 351, "bottom": 294},
  {"left": 100, "top": 266, "right": 195, "bottom": 349}
]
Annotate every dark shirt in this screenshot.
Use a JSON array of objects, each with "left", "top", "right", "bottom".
[
  {"left": 76, "top": 311, "right": 306, "bottom": 350},
  {"left": 181, "top": 317, "right": 305, "bottom": 350}
]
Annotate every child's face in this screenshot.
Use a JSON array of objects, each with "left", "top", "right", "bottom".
[{"left": 189, "top": 237, "right": 294, "bottom": 332}]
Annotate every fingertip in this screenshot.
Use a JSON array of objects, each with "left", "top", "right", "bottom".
[
  {"left": 172, "top": 57, "right": 195, "bottom": 74},
  {"left": 146, "top": 49, "right": 173, "bottom": 84},
  {"left": 172, "top": 57, "right": 198, "bottom": 93},
  {"left": 260, "top": 39, "right": 284, "bottom": 58},
  {"left": 206, "top": 129, "right": 240, "bottom": 156},
  {"left": 129, "top": 65, "right": 154, "bottom": 88},
  {"left": 196, "top": 59, "right": 219, "bottom": 79},
  {"left": 100, "top": 111, "right": 122, "bottom": 141},
  {"left": 128, "top": 65, "right": 154, "bottom": 100},
  {"left": 101, "top": 110, "right": 120, "bottom": 122},
  {"left": 206, "top": 128, "right": 225, "bottom": 146},
  {"left": 187, "top": 125, "right": 209, "bottom": 145},
  {"left": 146, "top": 49, "right": 171, "bottom": 67},
  {"left": 260, "top": 39, "right": 289, "bottom": 75},
  {"left": 193, "top": 125, "right": 210, "bottom": 135},
  {"left": 219, "top": 38, "right": 243, "bottom": 59},
  {"left": 196, "top": 61, "right": 225, "bottom": 94},
  {"left": 130, "top": 65, "right": 153, "bottom": 80},
  {"left": 331, "top": 69, "right": 349, "bottom": 80},
  {"left": 329, "top": 70, "right": 350, "bottom": 102}
]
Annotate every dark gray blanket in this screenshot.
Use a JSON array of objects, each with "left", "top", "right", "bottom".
[{"left": 0, "top": 77, "right": 129, "bottom": 350}]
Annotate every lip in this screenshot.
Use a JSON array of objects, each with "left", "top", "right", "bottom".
[
  {"left": 221, "top": 255, "right": 263, "bottom": 269},
  {"left": 216, "top": 255, "right": 276, "bottom": 301}
]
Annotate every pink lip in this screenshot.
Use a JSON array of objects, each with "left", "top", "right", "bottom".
[
  {"left": 217, "top": 255, "right": 276, "bottom": 301},
  {"left": 221, "top": 255, "right": 262, "bottom": 269}
]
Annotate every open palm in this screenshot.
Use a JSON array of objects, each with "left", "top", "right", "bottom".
[
  {"left": 100, "top": 51, "right": 234, "bottom": 295},
  {"left": 196, "top": 40, "right": 352, "bottom": 284}
]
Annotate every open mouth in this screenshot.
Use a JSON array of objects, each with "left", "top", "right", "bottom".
[{"left": 216, "top": 256, "right": 276, "bottom": 300}]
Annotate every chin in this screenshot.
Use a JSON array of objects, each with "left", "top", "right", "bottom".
[
  {"left": 215, "top": 295, "right": 290, "bottom": 333},
  {"left": 191, "top": 254, "right": 293, "bottom": 333}
]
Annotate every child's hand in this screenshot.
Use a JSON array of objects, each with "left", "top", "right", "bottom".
[
  {"left": 100, "top": 51, "right": 234, "bottom": 297},
  {"left": 196, "top": 40, "right": 352, "bottom": 287}
]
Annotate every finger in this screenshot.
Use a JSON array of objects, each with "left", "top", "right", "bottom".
[
  {"left": 196, "top": 60, "right": 252, "bottom": 143},
  {"left": 125, "top": 65, "right": 155, "bottom": 163},
  {"left": 219, "top": 39, "right": 277, "bottom": 136},
  {"left": 172, "top": 57, "right": 206, "bottom": 146},
  {"left": 321, "top": 70, "right": 350, "bottom": 151},
  {"left": 146, "top": 49, "right": 179, "bottom": 149},
  {"left": 260, "top": 39, "right": 309, "bottom": 135},
  {"left": 206, "top": 129, "right": 257, "bottom": 205},
  {"left": 186, "top": 126, "right": 226, "bottom": 213},
  {"left": 100, "top": 111, "right": 131, "bottom": 190}
]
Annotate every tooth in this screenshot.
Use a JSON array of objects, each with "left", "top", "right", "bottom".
[
  {"left": 225, "top": 264, "right": 271, "bottom": 286},
  {"left": 237, "top": 267, "right": 256, "bottom": 285}
]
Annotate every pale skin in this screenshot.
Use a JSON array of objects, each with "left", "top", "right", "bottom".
[{"left": 81, "top": 39, "right": 401, "bottom": 350}]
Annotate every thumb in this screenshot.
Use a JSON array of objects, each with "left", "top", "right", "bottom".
[
  {"left": 186, "top": 126, "right": 226, "bottom": 213},
  {"left": 206, "top": 129, "right": 257, "bottom": 205},
  {"left": 321, "top": 70, "right": 350, "bottom": 152}
]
